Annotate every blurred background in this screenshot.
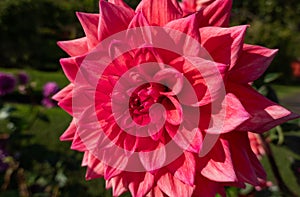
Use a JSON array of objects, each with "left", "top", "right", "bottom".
[{"left": 0, "top": 0, "right": 299, "bottom": 196}]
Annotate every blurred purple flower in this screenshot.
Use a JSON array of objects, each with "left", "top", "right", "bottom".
[
  {"left": 42, "top": 82, "right": 59, "bottom": 108},
  {"left": 17, "top": 72, "right": 30, "bottom": 85},
  {"left": 0, "top": 73, "right": 16, "bottom": 96},
  {"left": 43, "top": 82, "right": 59, "bottom": 97},
  {"left": 42, "top": 98, "right": 57, "bottom": 108}
]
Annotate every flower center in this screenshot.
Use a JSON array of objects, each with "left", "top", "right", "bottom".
[{"left": 129, "top": 83, "right": 166, "bottom": 125}]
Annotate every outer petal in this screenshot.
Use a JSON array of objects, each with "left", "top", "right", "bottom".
[
  {"left": 193, "top": 174, "right": 226, "bottom": 197},
  {"left": 76, "top": 12, "right": 99, "bottom": 48},
  {"left": 52, "top": 84, "right": 73, "bottom": 102},
  {"left": 57, "top": 37, "right": 88, "bottom": 57},
  {"left": 136, "top": 0, "right": 182, "bottom": 26},
  {"left": 60, "top": 119, "right": 76, "bottom": 141},
  {"left": 225, "top": 132, "right": 266, "bottom": 185},
  {"left": 157, "top": 172, "right": 194, "bottom": 197},
  {"left": 199, "top": 0, "right": 232, "bottom": 27},
  {"left": 98, "top": 0, "right": 134, "bottom": 42},
  {"left": 106, "top": 176, "right": 127, "bottom": 197},
  {"left": 229, "top": 44, "right": 278, "bottom": 83},
  {"left": 59, "top": 55, "right": 85, "bottom": 82},
  {"left": 199, "top": 25, "right": 247, "bottom": 69},
  {"left": 108, "top": 0, "right": 135, "bottom": 12},
  {"left": 228, "top": 83, "right": 300, "bottom": 133},
  {"left": 85, "top": 153, "right": 105, "bottom": 180},
  {"left": 126, "top": 172, "right": 155, "bottom": 197},
  {"left": 165, "top": 11, "right": 201, "bottom": 41}
]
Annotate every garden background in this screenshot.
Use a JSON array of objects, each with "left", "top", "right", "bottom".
[{"left": 0, "top": 0, "right": 300, "bottom": 196}]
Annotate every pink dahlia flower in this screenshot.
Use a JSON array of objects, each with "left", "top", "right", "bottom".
[{"left": 55, "top": 0, "right": 299, "bottom": 196}]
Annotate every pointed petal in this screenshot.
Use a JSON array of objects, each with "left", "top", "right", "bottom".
[
  {"left": 228, "top": 83, "right": 300, "bottom": 133},
  {"left": 76, "top": 12, "right": 99, "bottom": 48},
  {"left": 60, "top": 119, "right": 76, "bottom": 141},
  {"left": 57, "top": 37, "right": 88, "bottom": 57},
  {"left": 57, "top": 88, "right": 73, "bottom": 115},
  {"left": 70, "top": 131, "right": 86, "bottom": 152},
  {"left": 199, "top": 0, "right": 232, "bottom": 27},
  {"left": 126, "top": 172, "right": 155, "bottom": 197},
  {"left": 136, "top": 0, "right": 182, "bottom": 26},
  {"left": 108, "top": 0, "right": 135, "bottom": 12},
  {"left": 229, "top": 44, "right": 278, "bottom": 83},
  {"left": 145, "top": 186, "right": 165, "bottom": 197},
  {"left": 59, "top": 55, "right": 85, "bottom": 82},
  {"left": 52, "top": 84, "right": 73, "bottom": 102},
  {"left": 85, "top": 154, "right": 105, "bottom": 180},
  {"left": 98, "top": 0, "right": 134, "bottom": 41},
  {"left": 199, "top": 25, "right": 248, "bottom": 69},
  {"left": 106, "top": 176, "right": 127, "bottom": 196},
  {"left": 225, "top": 132, "right": 264, "bottom": 185},
  {"left": 165, "top": 12, "right": 201, "bottom": 41},
  {"left": 157, "top": 172, "right": 194, "bottom": 197}
]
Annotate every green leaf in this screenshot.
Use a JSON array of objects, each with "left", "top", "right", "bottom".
[{"left": 264, "top": 73, "right": 282, "bottom": 83}]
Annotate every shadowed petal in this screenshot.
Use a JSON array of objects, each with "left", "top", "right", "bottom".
[
  {"left": 228, "top": 83, "right": 300, "bottom": 133},
  {"left": 199, "top": 25, "right": 248, "bottom": 68},
  {"left": 199, "top": 0, "right": 232, "bottom": 27},
  {"left": 98, "top": 0, "right": 134, "bottom": 42},
  {"left": 229, "top": 44, "right": 278, "bottom": 83}
]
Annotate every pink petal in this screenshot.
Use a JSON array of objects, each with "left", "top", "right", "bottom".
[
  {"left": 76, "top": 12, "right": 99, "bottom": 48},
  {"left": 57, "top": 89, "right": 73, "bottom": 115},
  {"left": 167, "top": 152, "right": 196, "bottom": 186},
  {"left": 165, "top": 12, "right": 201, "bottom": 41},
  {"left": 70, "top": 131, "right": 87, "bottom": 152},
  {"left": 126, "top": 172, "right": 155, "bottom": 197},
  {"left": 225, "top": 132, "right": 265, "bottom": 185},
  {"left": 52, "top": 84, "right": 73, "bottom": 102},
  {"left": 139, "top": 144, "right": 166, "bottom": 171},
  {"left": 59, "top": 55, "right": 85, "bottom": 82},
  {"left": 145, "top": 186, "right": 166, "bottom": 197},
  {"left": 220, "top": 93, "right": 250, "bottom": 133},
  {"left": 106, "top": 176, "right": 127, "bottom": 196},
  {"left": 60, "top": 119, "right": 76, "bottom": 141},
  {"left": 157, "top": 172, "right": 194, "bottom": 197},
  {"left": 135, "top": 0, "right": 182, "bottom": 26},
  {"left": 229, "top": 44, "right": 278, "bottom": 83},
  {"left": 199, "top": 0, "right": 232, "bottom": 27},
  {"left": 85, "top": 154, "right": 105, "bottom": 180},
  {"left": 228, "top": 83, "right": 300, "bottom": 133},
  {"left": 199, "top": 25, "right": 248, "bottom": 69},
  {"left": 98, "top": 0, "right": 134, "bottom": 42},
  {"left": 200, "top": 138, "right": 237, "bottom": 182},
  {"left": 57, "top": 37, "right": 88, "bottom": 57}
]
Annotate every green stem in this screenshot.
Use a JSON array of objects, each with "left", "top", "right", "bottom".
[{"left": 259, "top": 134, "right": 297, "bottom": 197}]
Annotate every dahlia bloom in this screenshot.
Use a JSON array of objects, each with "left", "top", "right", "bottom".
[
  {"left": 0, "top": 73, "right": 16, "bottom": 96},
  {"left": 55, "top": 0, "right": 299, "bottom": 196}
]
